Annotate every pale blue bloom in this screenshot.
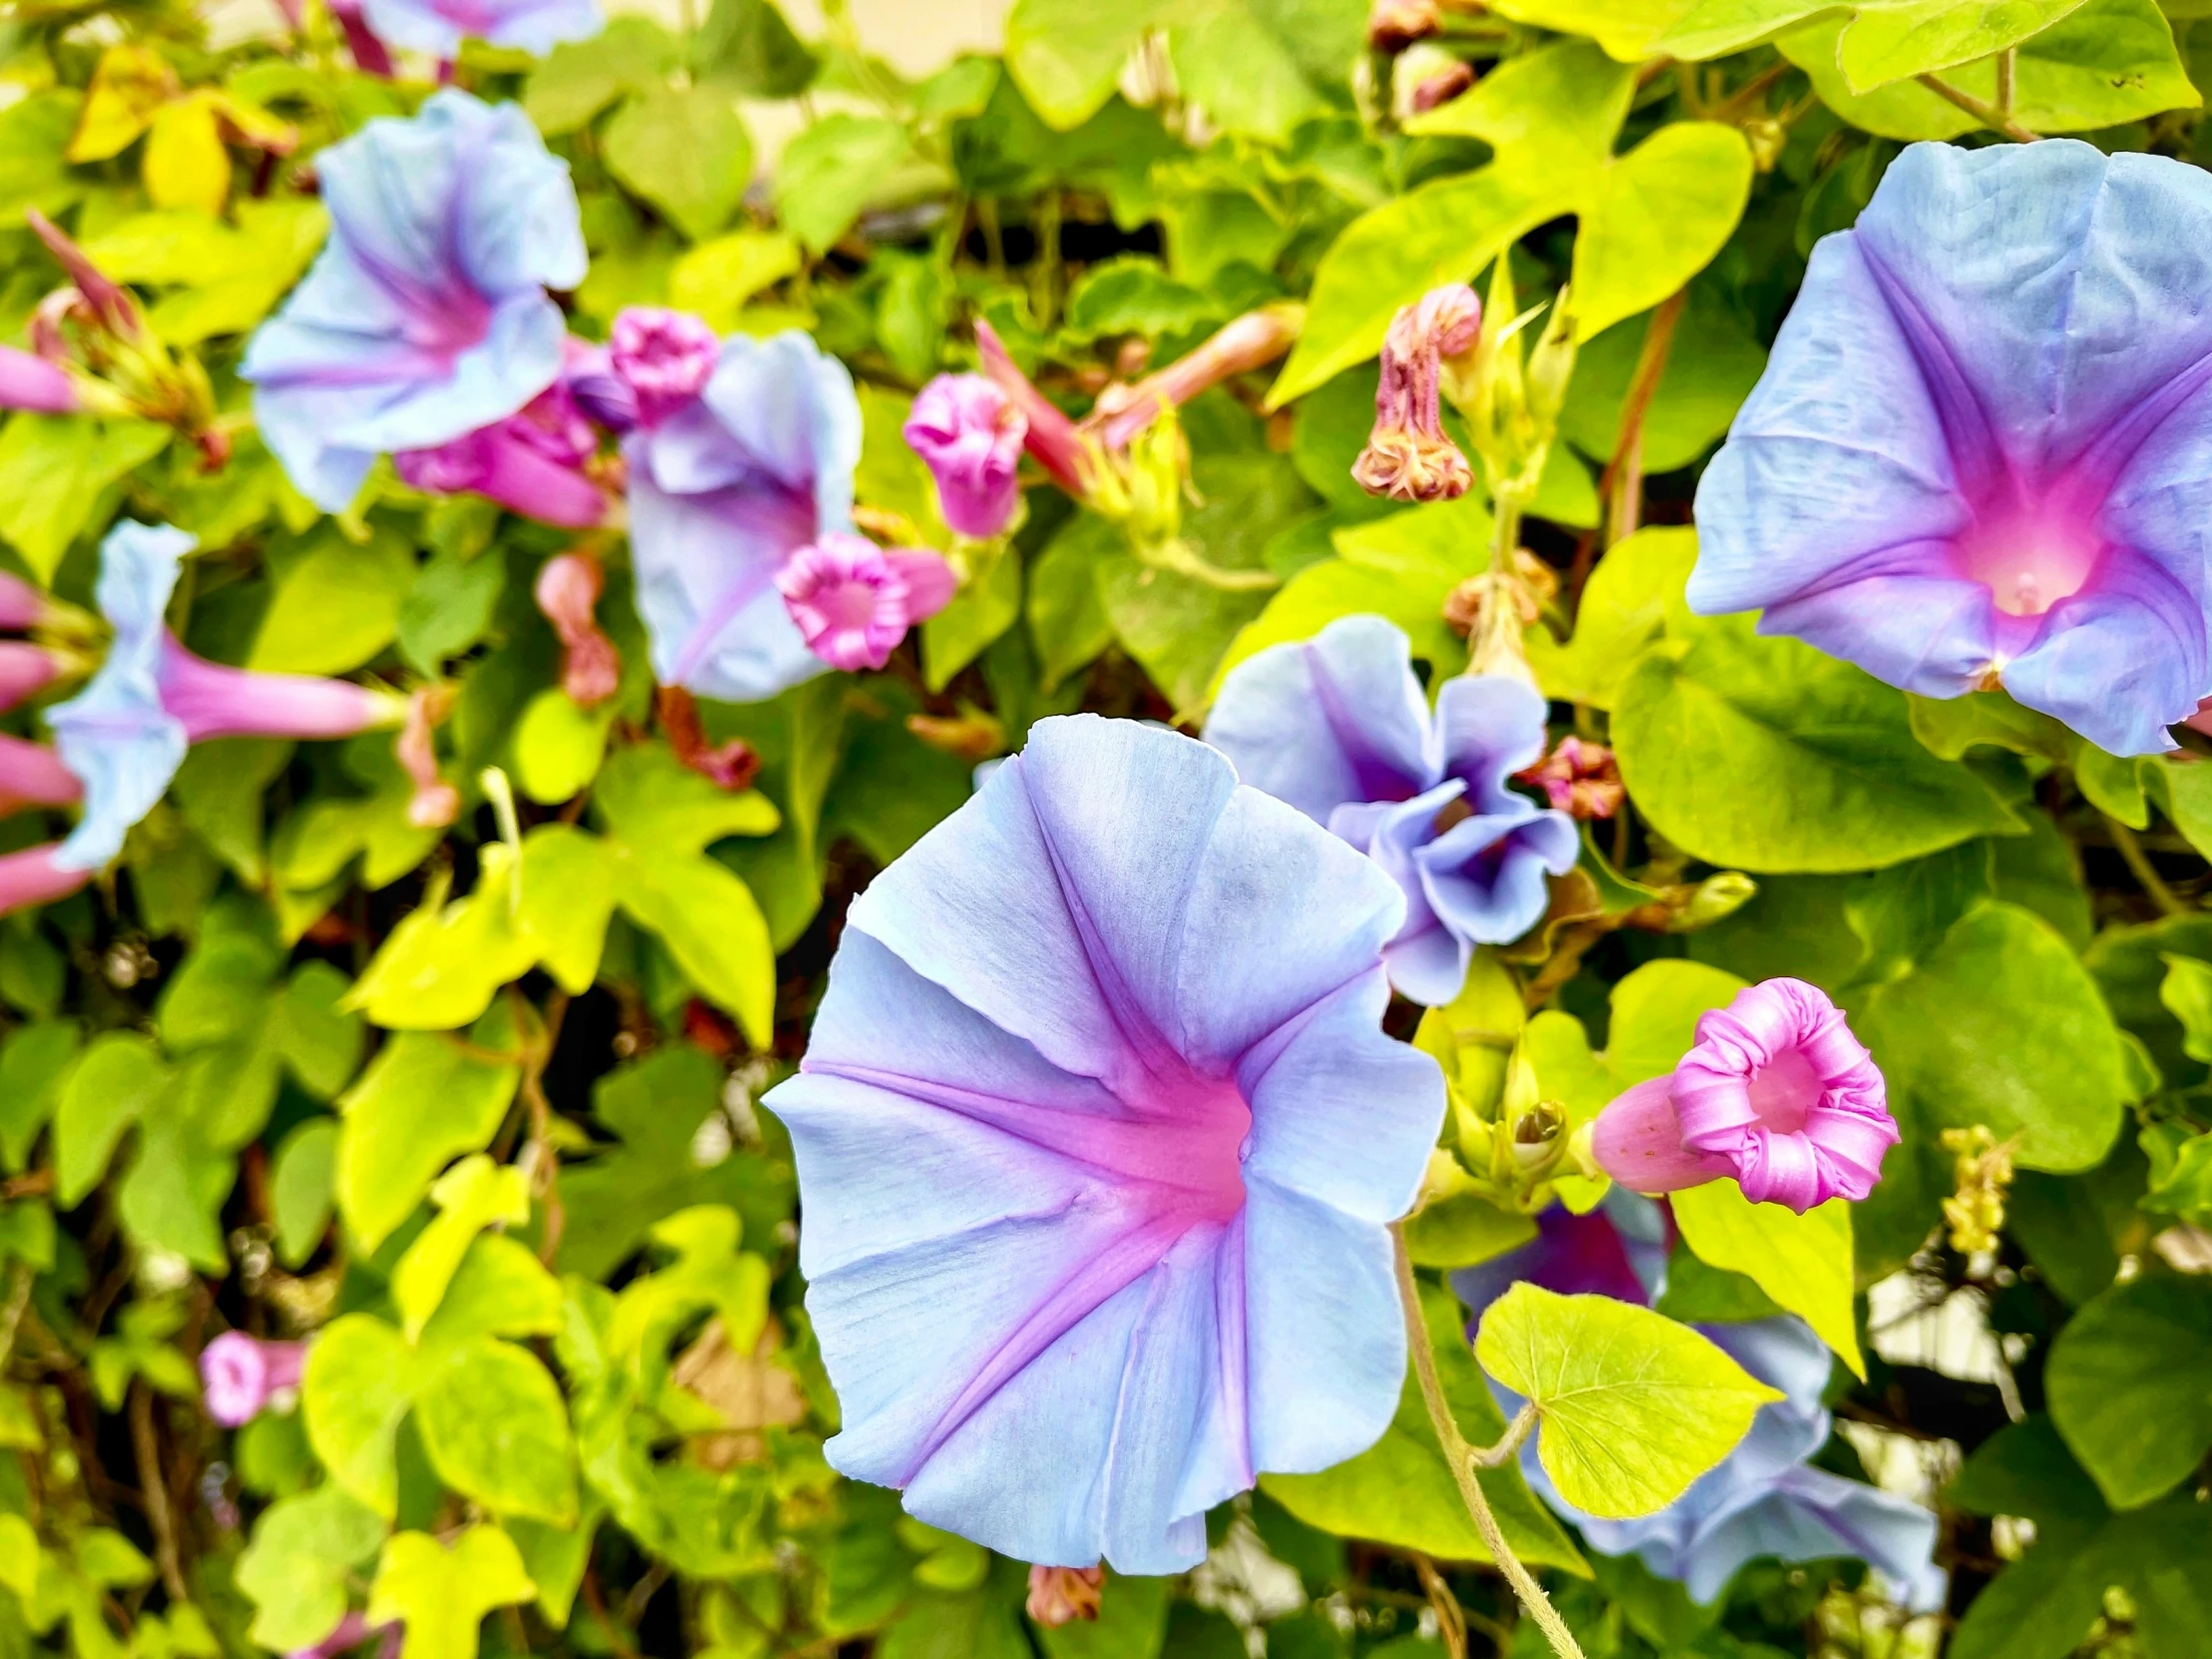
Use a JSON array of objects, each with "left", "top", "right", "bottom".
[
  {"left": 1204, "top": 615, "right": 1577, "bottom": 1005},
  {"left": 1694, "top": 140, "right": 2212, "bottom": 757},
  {"left": 242, "top": 90, "right": 586, "bottom": 512},
  {"left": 624, "top": 330, "right": 862, "bottom": 704},
  {"left": 765, "top": 716, "right": 1444, "bottom": 1572},
  {"left": 1455, "top": 1198, "right": 1945, "bottom": 1610},
  {"left": 358, "top": 0, "right": 601, "bottom": 58}
]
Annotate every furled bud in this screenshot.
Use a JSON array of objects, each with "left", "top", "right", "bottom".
[
  {"left": 397, "top": 686, "right": 459, "bottom": 830},
  {"left": 1353, "top": 284, "right": 1480, "bottom": 504},
  {"left": 1517, "top": 735, "right": 1623, "bottom": 820},
  {"left": 904, "top": 373, "right": 1026, "bottom": 539},
  {"left": 1408, "top": 60, "right": 1475, "bottom": 114},
  {"left": 1368, "top": 0, "right": 1440, "bottom": 52},
  {"left": 1026, "top": 1565, "right": 1105, "bottom": 1628},
  {"left": 534, "top": 551, "right": 622, "bottom": 707},
  {"left": 658, "top": 686, "right": 762, "bottom": 792}
]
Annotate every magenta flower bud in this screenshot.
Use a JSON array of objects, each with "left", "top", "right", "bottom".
[
  {"left": 329, "top": 0, "right": 397, "bottom": 75},
  {"left": 0, "top": 736, "right": 81, "bottom": 815},
  {"left": 1409, "top": 60, "right": 1475, "bottom": 114},
  {"left": 609, "top": 306, "right": 721, "bottom": 428},
  {"left": 1354, "top": 284, "right": 1479, "bottom": 504},
  {"left": 395, "top": 384, "right": 607, "bottom": 530},
  {"left": 26, "top": 211, "right": 142, "bottom": 343},
  {"left": 904, "top": 374, "right": 1026, "bottom": 539},
  {"left": 560, "top": 335, "right": 638, "bottom": 433},
  {"left": 776, "top": 533, "right": 956, "bottom": 673},
  {"left": 975, "top": 321, "right": 1093, "bottom": 497},
  {"left": 533, "top": 551, "right": 621, "bottom": 707},
  {"left": 158, "top": 641, "right": 406, "bottom": 745},
  {"left": 0, "top": 644, "right": 62, "bottom": 715},
  {"left": 0, "top": 346, "right": 76, "bottom": 415},
  {"left": 201, "top": 1333, "right": 309, "bottom": 1427},
  {"left": 0, "top": 844, "right": 91, "bottom": 919},
  {"left": 1591, "top": 978, "right": 1899, "bottom": 1214},
  {"left": 0, "top": 573, "right": 46, "bottom": 632},
  {"left": 1516, "top": 735, "right": 1625, "bottom": 821}
]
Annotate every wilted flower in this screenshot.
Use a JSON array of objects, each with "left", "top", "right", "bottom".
[
  {"left": 201, "top": 1331, "right": 309, "bottom": 1426},
  {"left": 764, "top": 716, "right": 1443, "bottom": 1571},
  {"left": 776, "top": 534, "right": 956, "bottom": 673},
  {"left": 1026, "top": 1565, "right": 1105, "bottom": 1627},
  {"left": 0, "top": 345, "right": 78, "bottom": 414},
  {"left": 625, "top": 330, "right": 863, "bottom": 704},
  {"left": 242, "top": 90, "right": 587, "bottom": 512},
  {"left": 534, "top": 552, "right": 621, "bottom": 705},
  {"left": 397, "top": 686, "right": 459, "bottom": 830},
  {"left": 1590, "top": 978, "right": 1897, "bottom": 1214},
  {"left": 656, "top": 686, "right": 761, "bottom": 791},
  {"left": 1353, "top": 284, "right": 1479, "bottom": 504},
  {"left": 45, "top": 523, "right": 406, "bottom": 873},
  {"left": 395, "top": 380, "right": 606, "bottom": 528},
  {"left": 1204, "top": 615, "right": 1577, "bottom": 1005},
  {"left": 1694, "top": 140, "right": 2212, "bottom": 758},
  {"left": 904, "top": 374, "right": 1026, "bottom": 539},
  {"left": 357, "top": 0, "right": 601, "bottom": 58},
  {"left": 1517, "top": 735, "right": 1623, "bottom": 820},
  {"left": 1368, "top": 0, "right": 1440, "bottom": 52},
  {"left": 1456, "top": 1198, "right": 1943, "bottom": 1610}
]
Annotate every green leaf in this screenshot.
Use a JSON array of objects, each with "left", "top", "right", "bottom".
[
  {"left": 604, "top": 85, "right": 754, "bottom": 244},
  {"left": 694, "top": 0, "right": 819, "bottom": 96},
  {"left": 0, "top": 417, "right": 170, "bottom": 583},
  {"left": 236, "top": 1483, "right": 388, "bottom": 1653},
  {"left": 391, "top": 1155, "right": 530, "bottom": 1342},
  {"left": 512, "top": 688, "right": 613, "bottom": 805},
  {"left": 1003, "top": 0, "right": 1159, "bottom": 129},
  {"left": 249, "top": 530, "right": 415, "bottom": 676},
  {"left": 366, "top": 1526, "right": 536, "bottom": 1659},
  {"left": 1646, "top": 0, "right": 1842, "bottom": 59},
  {"left": 1859, "top": 902, "right": 2129, "bottom": 1172},
  {"left": 1262, "top": 1282, "right": 1586, "bottom": 1571},
  {"left": 272, "top": 1118, "right": 338, "bottom": 1269},
  {"left": 615, "top": 848, "right": 778, "bottom": 1047},
  {"left": 1838, "top": 0, "right": 2092, "bottom": 92},
  {"left": 774, "top": 115, "right": 919, "bottom": 255},
  {"left": 924, "top": 547, "right": 1022, "bottom": 692},
  {"left": 172, "top": 738, "right": 291, "bottom": 885},
  {"left": 2045, "top": 1275, "right": 2212, "bottom": 1510},
  {"left": 1473, "top": 1284, "right": 1782, "bottom": 1519},
  {"left": 525, "top": 17, "right": 681, "bottom": 134},
  {"left": 1670, "top": 1185, "right": 1864, "bottom": 1378},
  {"left": 54, "top": 1034, "right": 171, "bottom": 1209},
  {"left": 301, "top": 1315, "right": 419, "bottom": 1517},
  {"left": 397, "top": 549, "right": 505, "bottom": 677},
  {"left": 1164, "top": 0, "right": 1331, "bottom": 143},
  {"left": 334, "top": 1026, "right": 521, "bottom": 1254},
  {"left": 414, "top": 1339, "right": 577, "bottom": 1524},
  {"left": 1525, "top": 527, "right": 1697, "bottom": 710},
  {"left": 668, "top": 231, "right": 803, "bottom": 333},
  {"left": 593, "top": 742, "right": 781, "bottom": 850},
  {"left": 418, "top": 1234, "right": 564, "bottom": 1349},
  {"left": 1027, "top": 513, "right": 1118, "bottom": 692},
  {"left": 1554, "top": 293, "right": 1766, "bottom": 477},
  {"left": 1613, "top": 615, "right": 2023, "bottom": 871},
  {"left": 1570, "top": 122, "right": 1754, "bottom": 342},
  {"left": 273, "top": 962, "right": 367, "bottom": 1098}
]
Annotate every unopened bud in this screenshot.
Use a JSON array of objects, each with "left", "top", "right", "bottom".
[
  {"left": 398, "top": 686, "right": 459, "bottom": 829},
  {"left": 1368, "top": 0, "right": 1440, "bottom": 52},
  {"left": 26, "top": 211, "right": 143, "bottom": 343},
  {"left": 1517, "top": 735, "right": 1623, "bottom": 820},
  {"left": 535, "top": 551, "right": 622, "bottom": 708},
  {"left": 1408, "top": 60, "right": 1474, "bottom": 113},
  {"left": 1354, "top": 284, "right": 1481, "bottom": 504},
  {"left": 1509, "top": 1102, "right": 1564, "bottom": 1169},
  {"left": 1026, "top": 1565, "right": 1104, "bottom": 1627},
  {"left": 907, "top": 711, "right": 1005, "bottom": 764},
  {"left": 1524, "top": 285, "right": 1579, "bottom": 432}
]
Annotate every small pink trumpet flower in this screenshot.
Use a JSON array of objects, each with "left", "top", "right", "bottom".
[
  {"left": 975, "top": 321, "right": 1094, "bottom": 497},
  {"left": 0, "top": 644, "right": 63, "bottom": 714},
  {"left": 608, "top": 306, "right": 720, "bottom": 430},
  {"left": 1092, "top": 306, "right": 1301, "bottom": 451},
  {"left": 776, "top": 533, "right": 957, "bottom": 673},
  {"left": 156, "top": 643, "right": 407, "bottom": 744},
  {"left": 1354, "top": 283, "right": 1480, "bottom": 504},
  {"left": 904, "top": 374, "right": 1026, "bottom": 539},
  {"left": 1591, "top": 978, "right": 1898, "bottom": 1214},
  {"left": 201, "top": 1332, "right": 309, "bottom": 1426},
  {"left": 0, "top": 345, "right": 78, "bottom": 414},
  {"left": 1516, "top": 735, "right": 1624, "bottom": 821},
  {"left": 534, "top": 551, "right": 621, "bottom": 706},
  {"left": 395, "top": 382, "right": 608, "bottom": 530},
  {"left": 0, "top": 736, "right": 82, "bottom": 816}
]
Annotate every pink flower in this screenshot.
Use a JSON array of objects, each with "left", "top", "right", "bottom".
[
  {"left": 200, "top": 1333, "right": 309, "bottom": 1427},
  {"left": 395, "top": 382, "right": 607, "bottom": 529},
  {"left": 775, "top": 533, "right": 956, "bottom": 672},
  {"left": 609, "top": 306, "right": 720, "bottom": 429},
  {"left": 0, "top": 845, "right": 91, "bottom": 914},
  {"left": 0, "top": 736, "right": 81, "bottom": 816},
  {"left": 0, "top": 644, "right": 62, "bottom": 715},
  {"left": 1590, "top": 978, "right": 1898, "bottom": 1214},
  {"left": 975, "top": 321, "right": 1092, "bottom": 496},
  {"left": 1354, "top": 284, "right": 1479, "bottom": 504},
  {"left": 533, "top": 551, "right": 621, "bottom": 706},
  {"left": 904, "top": 374, "right": 1026, "bottom": 539},
  {"left": 0, "top": 574, "right": 50, "bottom": 633},
  {"left": 0, "top": 346, "right": 76, "bottom": 414}
]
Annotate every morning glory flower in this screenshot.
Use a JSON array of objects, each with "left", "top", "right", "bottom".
[
  {"left": 1590, "top": 977, "right": 1897, "bottom": 1215},
  {"left": 625, "top": 330, "right": 863, "bottom": 704},
  {"left": 200, "top": 1332, "right": 308, "bottom": 1426},
  {"left": 764, "top": 715, "right": 1444, "bottom": 1572},
  {"left": 1203, "top": 615, "right": 1577, "bottom": 1005},
  {"left": 1693, "top": 140, "right": 2212, "bottom": 757},
  {"left": 241, "top": 89, "right": 586, "bottom": 513},
  {"left": 1456, "top": 1199, "right": 1943, "bottom": 1611},
  {"left": 776, "top": 532, "right": 955, "bottom": 672},
  {"left": 45, "top": 523, "right": 406, "bottom": 873},
  {"left": 358, "top": 0, "right": 601, "bottom": 58},
  {"left": 904, "top": 374, "right": 1026, "bottom": 539},
  {"left": 0, "top": 346, "right": 77, "bottom": 414},
  {"left": 394, "top": 379, "right": 606, "bottom": 528}
]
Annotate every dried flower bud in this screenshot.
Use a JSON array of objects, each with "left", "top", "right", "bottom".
[
  {"left": 1517, "top": 735, "right": 1624, "bottom": 820},
  {"left": 535, "top": 551, "right": 622, "bottom": 707},
  {"left": 1026, "top": 1565, "right": 1105, "bottom": 1628},
  {"left": 1408, "top": 60, "right": 1475, "bottom": 114},
  {"left": 659, "top": 685, "right": 762, "bottom": 792},
  {"left": 1354, "top": 284, "right": 1480, "bottom": 504},
  {"left": 1369, "top": 0, "right": 1440, "bottom": 53},
  {"left": 398, "top": 686, "right": 459, "bottom": 830}
]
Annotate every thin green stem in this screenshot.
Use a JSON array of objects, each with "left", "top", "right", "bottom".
[
  {"left": 1917, "top": 72, "right": 2039, "bottom": 143},
  {"left": 2107, "top": 815, "right": 2188, "bottom": 916},
  {"left": 1390, "top": 1227, "right": 1586, "bottom": 1659}
]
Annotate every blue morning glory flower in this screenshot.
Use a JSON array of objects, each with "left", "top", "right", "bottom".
[
  {"left": 1203, "top": 615, "right": 1577, "bottom": 1005},
  {"left": 624, "top": 329, "right": 863, "bottom": 704},
  {"left": 764, "top": 715, "right": 1444, "bottom": 1572},
  {"left": 1694, "top": 140, "right": 2212, "bottom": 757},
  {"left": 1456, "top": 1198, "right": 1944, "bottom": 1611},
  {"left": 358, "top": 0, "right": 601, "bottom": 58},
  {"left": 241, "top": 89, "right": 586, "bottom": 512}
]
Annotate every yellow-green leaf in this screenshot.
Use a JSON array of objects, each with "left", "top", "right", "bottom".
[{"left": 1672, "top": 1183, "right": 1866, "bottom": 1378}]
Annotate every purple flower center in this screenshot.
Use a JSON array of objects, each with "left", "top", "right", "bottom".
[
  {"left": 1744, "top": 1044, "right": 1820, "bottom": 1137},
  {"left": 1952, "top": 497, "right": 2103, "bottom": 618}
]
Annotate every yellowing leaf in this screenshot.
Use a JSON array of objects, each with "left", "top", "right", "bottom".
[
  {"left": 1672, "top": 1183, "right": 1866, "bottom": 1378},
  {"left": 143, "top": 94, "right": 231, "bottom": 217},
  {"left": 390, "top": 1155, "right": 530, "bottom": 1342},
  {"left": 366, "top": 1527, "right": 535, "bottom": 1659},
  {"left": 69, "top": 45, "right": 175, "bottom": 164}
]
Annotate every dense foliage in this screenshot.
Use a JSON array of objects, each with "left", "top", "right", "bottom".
[{"left": 0, "top": 0, "right": 2209, "bottom": 1655}]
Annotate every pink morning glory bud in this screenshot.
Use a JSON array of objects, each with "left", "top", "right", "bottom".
[
  {"left": 200, "top": 1332, "right": 309, "bottom": 1427},
  {"left": 904, "top": 374, "right": 1026, "bottom": 539},
  {"left": 1354, "top": 284, "right": 1479, "bottom": 504},
  {"left": 1409, "top": 60, "right": 1475, "bottom": 114},
  {"left": 1027, "top": 1566, "right": 1105, "bottom": 1628},
  {"left": 533, "top": 551, "right": 621, "bottom": 707},
  {"left": 1591, "top": 977, "right": 1899, "bottom": 1214},
  {"left": 0, "top": 644, "right": 62, "bottom": 715},
  {"left": 157, "top": 640, "right": 408, "bottom": 745},
  {"left": 0, "top": 573, "right": 47, "bottom": 632},
  {"left": 0, "top": 346, "right": 77, "bottom": 415},
  {"left": 0, "top": 735, "right": 81, "bottom": 816},
  {"left": 1093, "top": 306, "right": 1301, "bottom": 450},
  {"left": 397, "top": 687, "right": 458, "bottom": 830},
  {"left": 0, "top": 844, "right": 90, "bottom": 919},
  {"left": 395, "top": 384, "right": 608, "bottom": 530},
  {"left": 975, "top": 320, "right": 1093, "bottom": 497},
  {"left": 328, "top": 0, "right": 396, "bottom": 75},
  {"left": 776, "top": 533, "right": 957, "bottom": 673},
  {"left": 610, "top": 306, "right": 721, "bottom": 428},
  {"left": 656, "top": 686, "right": 761, "bottom": 791},
  {"left": 26, "top": 211, "right": 142, "bottom": 343},
  {"left": 1516, "top": 735, "right": 1624, "bottom": 821}
]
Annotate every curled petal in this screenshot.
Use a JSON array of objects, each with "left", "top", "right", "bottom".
[{"left": 905, "top": 373, "right": 1025, "bottom": 539}]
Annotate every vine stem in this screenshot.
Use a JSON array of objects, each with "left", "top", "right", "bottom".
[
  {"left": 1390, "top": 1227, "right": 1586, "bottom": 1659},
  {"left": 2105, "top": 815, "right": 2188, "bottom": 916},
  {"left": 1917, "top": 72, "right": 2039, "bottom": 143}
]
